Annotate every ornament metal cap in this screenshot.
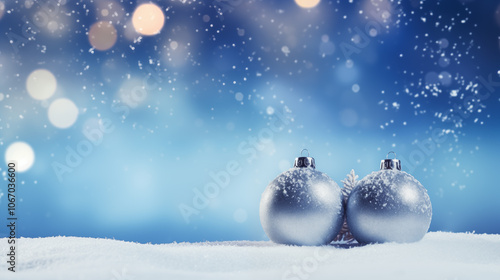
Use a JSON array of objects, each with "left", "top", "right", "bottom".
[
  {"left": 380, "top": 151, "right": 401, "bottom": 171},
  {"left": 294, "top": 149, "right": 316, "bottom": 169}
]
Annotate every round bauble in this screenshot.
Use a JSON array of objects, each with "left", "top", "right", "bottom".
[
  {"left": 346, "top": 152, "right": 432, "bottom": 243},
  {"left": 260, "top": 151, "right": 344, "bottom": 246}
]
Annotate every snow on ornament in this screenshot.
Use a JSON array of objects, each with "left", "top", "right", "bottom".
[
  {"left": 346, "top": 152, "right": 432, "bottom": 244},
  {"left": 260, "top": 149, "right": 344, "bottom": 246}
]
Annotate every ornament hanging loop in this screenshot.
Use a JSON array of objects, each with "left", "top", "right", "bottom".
[
  {"left": 386, "top": 151, "right": 397, "bottom": 159},
  {"left": 381, "top": 151, "right": 401, "bottom": 170},
  {"left": 294, "top": 149, "right": 315, "bottom": 169},
  {"left": 301, "top": 149, "right": 310, "bottom": 157}
]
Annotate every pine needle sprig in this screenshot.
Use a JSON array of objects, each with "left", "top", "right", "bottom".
[{"left": 334, "top": 169, "right": 358, "bottom": 243}]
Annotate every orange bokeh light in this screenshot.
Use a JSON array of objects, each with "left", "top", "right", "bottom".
[
  {"left": 88, "top": 21, "right": 118, "bottom": 51},
  {"left": 132, "top": 3, "right": 165, "bottom": 36}
]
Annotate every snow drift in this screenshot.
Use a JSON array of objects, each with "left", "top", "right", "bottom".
[{"left": 0, "top": 232, "right": 499, "bottom": 280}]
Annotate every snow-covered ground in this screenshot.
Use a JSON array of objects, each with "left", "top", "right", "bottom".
[{"left": 0, "top": 232, "right": 499, "bottom": 280}]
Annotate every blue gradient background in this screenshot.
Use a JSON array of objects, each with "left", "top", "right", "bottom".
[{"left": 0, "top": 0, "right": 499, "bottom": 243}]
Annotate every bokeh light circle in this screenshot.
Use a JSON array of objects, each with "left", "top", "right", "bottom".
[
  {"left": 47, "top": 21, "right": 59, "bottom": 32},
  {"left": 352, "top": 84, "right": 360, "bottom": 93},
  {"left": 26, "top": 69, "right": 57, "bottom": 100},
  {"left": 438, "top": 56, "right": 450, "bottom": 68},
  {"left": 24, "top": 0, "right": 34, "bottom": 9},
  {"left": 233, "top": 209, "right": 248, "bottom": 223},
  {"left": 88, "top": 21, "right": 118, "bottom": 51},
  {"left": 425, "top": 71, "right": 439, "bottom": 85},
  {"left": 438, "top": 38, "right": 449, "bottom": 49},
  {"left": 5, "top": 142, "right": 35, "bottom": 172},
  {"left": 439, "top": 71, "right": 452, "bottom": 86},
  {"left": 0, "top": 1, "right": 5, "bottom": 20},
  {"left": 266, "top": 106, "right": 275, "bottom": 115},
  {"left": 132, "top": 3, "right": 165, "bottom": 36},
  {"left": 295, "top": 0, "right": 321, "bottom": 9},
  {"left": 48, "top": 98, "right": 79, "bottom": 129},
  {"left": 235, "top": 92, "right": 244, "bottom": 101},
  {"left": 170, "top": 41, "right": 179, "bottom": 50}
]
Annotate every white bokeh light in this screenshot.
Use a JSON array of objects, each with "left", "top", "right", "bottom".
[
  {"left": 363, "top": 0, "right": 395, "bottom": 25},
  {"left": 132, "top": 3, "right": 165, "bottom": 36},
  {"left": 352, "top": 84, "right": 360, "bottom": 93},
  {"left": 233, "top": 208, "right": 248, "bottom": 223},
  {"left": 163, "top": 40, "right": 189, "bottom": 68},
  {"left": 117, "top": 77, "right": 148, "bottom": 108},
  {"left": 295, "top": 0, "right": 321, "bottom": 9},
  {"left": 438, "top": 38, "right": 449, "bottom": 49},
  {"left": 96, "top": 0, "right": 124, "bottom": 22},
  {"left": 47, "top": 20, "right": 59, "bottom": 32},
  {"left": 170, "top": 41, "right": 178, "bottom": 50},
  {"left": 235, "top": 92, "right": 244, "bottom": 101},
  {"left": 26, "top": 69, "right": 57, "bottom": 100},
  {"left": 439, "top": 71, "right": 452, "bottom": 86},
  {"left": 266, "top": 106, "right": 275, "bottom": 115},
  {"left": 24, "top": 0, "right": 34, "bottom": 9},
  {"left": 48, "top": 98, "right": 79, "bottom": 129},
  {"left": 5, "top": 142, "right": 35, "bottom": 172}
]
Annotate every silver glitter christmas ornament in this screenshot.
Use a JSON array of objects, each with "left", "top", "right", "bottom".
[
  {"left": 260, "top": 149, "right": 344, "bottom": 246},
  {"left": 346, "top": 152, "right": 432, "bottom": 244}
]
